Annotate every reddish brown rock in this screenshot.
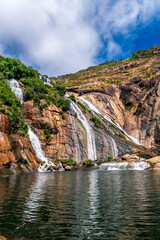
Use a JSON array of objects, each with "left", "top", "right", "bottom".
[
  {"left": 65, "top": 165, "right": 72, "bottom": 171},
  {"left": 0, "top": 153, "right": 10, "bottom": 168}
]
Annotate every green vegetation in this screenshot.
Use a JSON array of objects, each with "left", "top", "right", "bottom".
[
  {"left": 40, "top": 121, "right": 52, "bottom": 142},
  {"left": 141, "top": 86, "right": 147, "bottom": 90},
  {"left": 142, "top": 72, "right": 151, "bottom": 79},
  {"left": 0, "top": 56, "right": 70, "bottom": 139},
  {"left": 119, "top": 133, "right": 126, "bottom": 139},
  {"left": 90, "top": 115, "right": 101, "bottom": 127},
  {"left": 21, "top": 158, "right": 29, "bottom": 168},
  {"left": 58, "top": 159, "right": 77, "bottom": 166},
  {"left": 104, "top": 156, "right": 114, "bottom": 162},
  {"left": 0, "top": 55, "right": 38, "bottom": 79},
  {"left": 57, "top": 98, "right": 70, "bottom": 111},
  {"left": 77, "top": 101, "right": 86, "bottom": 113},
  {"left": 20, "top": 78, "right": 69, "bottom": 111},
  {"left": 125, "top": 105, "right": 132, "bottom": 111},
  {"left": 129, "top": 48, "right": 157, "bottom": 61},
  {"left": 0, "top": 79, "right": 28, "bottom": 137},
  {"left": 109, "top": 122, "right": 117, "bottom": 129},
  {"left": 83, "top": 160, "right": 93, "bottom": 166},
  {"left": 69, "top": 93, "right": 76, "bottom": 102}
]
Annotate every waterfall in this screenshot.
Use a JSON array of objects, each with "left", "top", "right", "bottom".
[
  {"left": 79, "top": 97, "right": 141, "bottom": 146},
  {"left": 79, "top": 97, "right": 118, "bottom": 156},
  {"left": 43, "top": 76, "right": 52, "bottom": 87},
  {"left": 9, "top": 79, "right": 24, "bottom": 104},
  {"left": 28, "top": 126, "right": 58, "bottom": 172},
  {"left": 100, "top": 161, "right": 150, "bottom": 170},
  {"left": 66, "top": 94, "right": 97, "bottom": 161},
  {"left": 8, "top": 79, "right": 59, "bottom": 172},
  {"left": 38, "top": 75, "right": 52, "bottom": 87}
]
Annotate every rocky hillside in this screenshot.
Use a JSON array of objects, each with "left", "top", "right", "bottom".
[
  {"left": 0, "top": 46, "right": 160, "bottom": 173},
  {"left": 55, "top": 46, "right": 160, "bottom": 154}
]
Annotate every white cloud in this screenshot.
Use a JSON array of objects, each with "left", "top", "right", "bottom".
[{"left": 0, "top": 0, "right": 160, "bottom": 76}]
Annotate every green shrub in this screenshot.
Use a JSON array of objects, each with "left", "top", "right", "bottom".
[
  {"left": 69, "top": 93, "right": 76, "bottom": 102},
  {"left": 58, "top": 159, "right": 77, "bottom": 166},
  {"left": 77, "top": 101, "right": 86, "bottom": 113},
  {"left": 57, "top": 98, "right": 70, "bottom": 111},
  {"left": 104, "top": 156, "right": 114, "bottom": 162},
  {"left": 142, "top": 72, "right": 151, "bottom": 79},
  {"left": 125, "top": 105, "right": 132, "bottom": 111},
  {"left": 40, "top": 121, "right": 52, "bottom": 141},
  {"left": 119, "top": 133, "right": 126, "bottom": 139},
  {"left": 83, "top": 160, "right": 93, "bottom": 166},
  {"left": 40, "top": 104, "right": 48, "bottom": 111},
  {"left": 62, "top": 114, "right": 65, "bottom": 119},
  {"left": 55, "top": 85, "right": 66, "bottom": 96},
  {"left": 0, "top": 80, "right": 28, "bottom": 136},
  {"left": 90, "top": 116, "right": 101, "bottom": 127}
]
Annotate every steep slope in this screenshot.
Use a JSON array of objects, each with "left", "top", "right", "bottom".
[
  {"left": 0, "top": 47, "right": 159, "bottom": 173},
  {"left": 55, "top": 46, "right": 160, "bottom": 154}
]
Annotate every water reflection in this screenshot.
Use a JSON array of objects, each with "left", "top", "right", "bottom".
[{"left": 0, "top": 171, "right": 160, "bottom": 239}]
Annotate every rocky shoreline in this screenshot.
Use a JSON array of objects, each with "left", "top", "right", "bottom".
[{"left": 1, "top": 154, "right": 160, "bottom": 176}]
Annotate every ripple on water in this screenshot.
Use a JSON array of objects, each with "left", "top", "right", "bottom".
[{"left": 0, "top": 171, "right": 160, "bottom": 239}]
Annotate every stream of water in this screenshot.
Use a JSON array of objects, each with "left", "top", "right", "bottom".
[{"left": 66, "top": 94, "right": 97, "bottom": 161}]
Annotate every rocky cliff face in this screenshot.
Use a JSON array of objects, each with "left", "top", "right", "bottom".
[
  {"left": 23, "top": 100, "right": 133, "bottom": 162},
  {"left": 0, "top": 47, "right": 159, "bottom": 174},
  {"left": 0, "top": 113, "right": 40, "bottom": 174},
  {"left": 57, "top": 47, "right": 160, "bottom": 155},
  {"left": 80, "top": 76, "right": 160, "bottom": 155}
]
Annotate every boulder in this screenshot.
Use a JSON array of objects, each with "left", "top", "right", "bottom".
[
  {"left": 146, "top": 156, "right": 160, "bottom": 164},
  {"left": 121, "top": 154, "right": 139, "bottom": 161},
  {"left": 65, "top": 165, "right": 72, "bottom": 171},
  {"left": 0, "top": 153, "right": 10, "bottom": 168}
]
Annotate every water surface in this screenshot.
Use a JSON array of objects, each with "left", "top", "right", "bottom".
[{"left": 0, "top": 170, "right": 160, "bottom": 239}]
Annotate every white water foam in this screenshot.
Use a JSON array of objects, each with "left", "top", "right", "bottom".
[
  {"left": 100, "top": 161, "right": 150, "bottom": 170},
  {"left": 28, "top": 126, "right": 61, "bottom": 172},
  {"left": 43, "top": 76, "right": 53, "bottom": 87},
  {"left": 9, "top": 79, "right": 24, "bottom": 104}
]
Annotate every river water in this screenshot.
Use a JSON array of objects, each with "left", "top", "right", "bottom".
[{"left": 0, "top": 170, "right": 160, "bottom": 240}]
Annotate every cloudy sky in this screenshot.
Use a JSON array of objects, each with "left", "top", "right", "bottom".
[{"left": 0, "top": 0, "right": 160, "bottom": 76}]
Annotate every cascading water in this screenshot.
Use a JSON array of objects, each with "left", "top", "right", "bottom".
[
  {"left": 9, "top": 79, "right": 58, "bottom": 172},
  {"left": 28, "top": 126, "right": 59, "bottom": 172},
  {"left": 9, "top": 79, "right": 24, "bottom": 104},
  {"left": 66, "top": 94, "right": 97, "bottom": 161},
  {"left": 38, "top": 75, "right": 52, "bottom": 87},
  {"left": 80, "top": 97, "right": 141, "bottom": 146},
  {"left": 100, "top": 161, "right": 150, "bottom": 170},
  {"left": 78, "top": 97, "right": 118, "bottom": 156},
  {"left": 43, "top": 76, "right": 52, "bottom": 87}
]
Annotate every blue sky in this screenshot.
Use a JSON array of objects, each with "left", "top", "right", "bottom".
[{"left": 0, "top": 0, "right": 160, "bottom": 76}]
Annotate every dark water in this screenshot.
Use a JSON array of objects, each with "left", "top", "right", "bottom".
[{"left": 0, "top": 170, "right": 160, "bottom": 240}]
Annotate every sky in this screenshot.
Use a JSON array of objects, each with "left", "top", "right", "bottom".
[{"left": 0, "top": 0, "right": 160, "bottom": 77}]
